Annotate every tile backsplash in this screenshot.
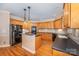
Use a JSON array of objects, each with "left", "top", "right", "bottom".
[{"left": 67, "top": 28, "right": 79, "bottom": 37}]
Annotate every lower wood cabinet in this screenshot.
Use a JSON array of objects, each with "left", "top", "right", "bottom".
[
  {"left": 35, "top": 35, "right": 42, "bottom": 50},
  {"left": 40, "top": 33, "right": 52, "bottom": 42},
  {"left": 54, "top": 19, "right": 62, "bottom": 28}
]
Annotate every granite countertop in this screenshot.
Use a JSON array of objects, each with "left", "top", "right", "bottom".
[
  {"left": 23, "top": 32, "right": 40, "bottom": 37},
  {"left": 67, "top": 34, "right": 79, "bottom": 45},
  {"left": 53, "top": 35, "right": 79, "bottom": 55}
]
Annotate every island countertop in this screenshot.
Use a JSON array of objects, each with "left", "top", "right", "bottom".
[
  {"left": 53, "top": 35, "right": 79, "bottom": 56},
  {"left": 22, "top": 32, "right": 40, "bottom": 37}
]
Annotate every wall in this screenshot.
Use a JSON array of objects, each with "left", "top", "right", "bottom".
[{"left": 0, "top": 11, "right": 10, "bottom": 47}]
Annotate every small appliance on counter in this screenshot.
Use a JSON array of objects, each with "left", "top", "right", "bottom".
[{"left": 31, "top": 26, "right": 37, "bottom": 34}]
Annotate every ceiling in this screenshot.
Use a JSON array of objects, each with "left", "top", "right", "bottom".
[{"left": 0, "top": 3, "right": 64, "bottom": 21}]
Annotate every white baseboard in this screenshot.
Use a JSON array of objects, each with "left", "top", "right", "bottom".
[
  {"left": 0, "top": 44, "right": 10, "bottom": 47},
  {"left": 22, "top": 46, "right": 35, "bottom": 54}
]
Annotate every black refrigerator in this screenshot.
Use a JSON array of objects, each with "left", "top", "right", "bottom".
[{"left": 10, "top": 24, "right": 22, "bottom": 46}]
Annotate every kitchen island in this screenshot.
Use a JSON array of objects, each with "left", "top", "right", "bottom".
[{"left": 22, "top": 33, "right": 41, "bottom": 54}]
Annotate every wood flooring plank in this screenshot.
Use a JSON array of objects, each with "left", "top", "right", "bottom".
[{"left": 0, "top": 40, "right": 72, "bottom": 56}]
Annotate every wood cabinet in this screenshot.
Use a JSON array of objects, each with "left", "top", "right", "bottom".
[
  {"left": 40, "top": 33, "right": 52, "bottom": 42},
  {"left": 54, "top": 19, "right": 62, "bottom": 28},
  {"left": 63, "top": 3, "right": 71, "bottom": 28},
  {"left": 35, "top": 21, "right": 54, "bottom": 29},
  {"left": 71, "top": 4, "right": 79, "bottom": 28},
  {"left": 50, "top": 21, "right": 54, "bottom": 28},
  {"left": 45, "top": 21, "right": 54, "bottom": 28},
  {"left": 40, "top": 22, "right": 45, "bottom": 28},
  {"left": 10, "top": 18, "right": 32, "bottom": 29},
  {"left": 22, "top": 34, "right": 42, "bottom": 53},
  {"left": 41, "top": 22, "right": 49, "bottom": 28},
  {"left": 64, "top": 3, "right": 79, "bottom": 28},
  {"left": 10, "top": 18, "right": 23, "bottom": 25},
  {"left": 43, "top": 22, "right": 48, "bottom": 28},
  {"left": 35, "top": 35, "right": 41, "bottom": 50}
]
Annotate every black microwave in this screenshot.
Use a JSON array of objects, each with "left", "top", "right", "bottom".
[{"left": 31, "top": 26, "right": 37, "bottom": 34}]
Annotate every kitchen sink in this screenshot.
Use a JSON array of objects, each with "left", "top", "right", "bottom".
[{"left": 57, "top": 35, "right": 68, "bottom": 39}]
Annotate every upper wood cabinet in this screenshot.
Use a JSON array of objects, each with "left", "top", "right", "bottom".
[
  {"left": 54, "top": 19, "right": 62, "bottom": 28},
  {"left": 29, "top": 4, "right": 79, "bottom": 29},
  {"left": 64, "top": 3, "right": 79, "bottom": 28},
  {"left": 50, "top": 21, "right": 54, "bottom": 28},
  {"left": 63, "top": 3, "right": 71, "bottom": 28},
  {"left": 10, "top": 19, "right": 32, "bottom": 29},
  {"left": 71, "top": 4, "right": 79, "bottom": 28},
  {"left": 35, "top": 21, "right": 54, "bottom": 29},
  {"left": 10, "top": 18, "right": 23, "bottom": 25}
]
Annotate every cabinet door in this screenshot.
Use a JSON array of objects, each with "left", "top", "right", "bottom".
[
  {"left": 64, "top": 3, "right": 71, "bottom": 28},
  {"left": 39, "top": 21, "right": 54, "bottom": 29},
  {"left": 35, "top": 22, "right": 39, "bottom": 29},
  {"left": 10, "top": 19, "right": 23, "bottom": 25},
  {"left": 43, "top": 22, "right": 46, "bottom": 28},
  {"left": 50, "top": 21, "right": 54, "bottom": 28},
  {"left": 47, "top": 22, "right": 50, "bottom": 28},
  {"left": 54, "top": 19, "right": 62, "bottom": 28},
  {"left": 41, "top": 33, "right": 52, "bottom": 42},
  {"left": 41, "top": 23, "right": 44, "bottom": 28},
  {"left": 36, "top": 21, "right": 54, "bottom": 29},
  {"left": 35, "top": 36, "right": 41, "bottom": 50},
  {"left": 36, "top": 22, "right": 42, "bottom": 29},
  {"left": 38, "top": 22, "right": 48, "bottom": 28},
  {"left": 45, "top": 22, "right": 49, "bottom": 28},
  {"left": 64, "top": 3, "right": 79, "bottom": 28},
  {"left": 71, "top": 4, "right": 79, "bottom": 28}
]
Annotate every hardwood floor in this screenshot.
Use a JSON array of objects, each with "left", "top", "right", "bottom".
[
  {"left": 0, "top": 41, "right": 53, "bottom": 56},
  {"left": 53, "top": 49, "right": 72, "bottom": 56},
  {"left": 36, "top": 40, "right": 72, "bottom": 56},
  {"left": 0, "top": 41, "right": 72, "bottom": 56},
  {"left": 35, "top": 41, "right": 53, "bottom": 56},
  {"left": 0, "top": 44, "right": 33, "bottom": 56}
]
